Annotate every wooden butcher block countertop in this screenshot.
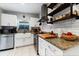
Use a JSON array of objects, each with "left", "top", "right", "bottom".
[{"left": 39, "top": 34, "right": 79, "bottom": 50}]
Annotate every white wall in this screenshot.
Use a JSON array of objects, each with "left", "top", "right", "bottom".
[
  {"left": 0, "top": 8, "right": 2, "bottom": 26},
  {"left": 0, "top": 9, "right": 1, "bottom": 24}
]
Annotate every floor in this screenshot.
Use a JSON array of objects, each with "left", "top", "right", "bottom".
[{"left": 0, "top": 45, "right": 37, "bottom": 56}]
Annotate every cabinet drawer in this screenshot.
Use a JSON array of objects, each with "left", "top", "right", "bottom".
[
  {"left": 15, "top": 33, "right": 25, "bottom": 38},
  {"left": 24, "top": 33, "right": 32, "bottom": 38}
]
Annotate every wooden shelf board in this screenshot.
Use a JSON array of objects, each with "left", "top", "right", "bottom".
[
  {"left": 52, "top": 14, "right": 77, "bottom": 23},
  {"left": 47, "top": 3, "right": 57, "bottom": 9},
  {"left": 48, "top": 3, "right": 71, "bottom": 16}
]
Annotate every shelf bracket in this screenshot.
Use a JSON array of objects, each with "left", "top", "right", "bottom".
[{"left": 70, "top": 3, "right": 73, "bottom": 16}]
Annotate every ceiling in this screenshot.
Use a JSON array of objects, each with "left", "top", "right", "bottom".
[{"left": 0, "top": 3, "right": 43, "bottom": 14}]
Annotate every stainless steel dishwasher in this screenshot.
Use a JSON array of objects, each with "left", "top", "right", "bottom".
[{"left": 0, "top": 34, "right": 14, "bottom": 51}]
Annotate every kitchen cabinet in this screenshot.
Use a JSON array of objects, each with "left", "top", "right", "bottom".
[
  {"left": 39, "top": 37, "right": 63, "bottom": 56},
  {"left": 45, "top": 41, "right": 63, "bottom": 56},
  {"left": 15, "top": 33, "right": 33, "bottom": 48},
  {"left": 1, "top": 13, "right": 17, "bottom": 26},
  {"left": 15, "top": 38, "right": 23, "bottom": 47},
  {"left": 39, "top": 37, "right": 46, "bottom": 56},
  {"left": 24, "top": 33, "right": 33, "bottom": 45},
  {"left": 15, "top": 33, "right": 24, "bottom": 47}
]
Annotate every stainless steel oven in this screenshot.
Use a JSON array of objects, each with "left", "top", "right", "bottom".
[
  {"left": 0, "top": 34, "right": 14, "bottom": 51},
  {"left": 0, "top": 26, "right": 16, "bottom": 51}
]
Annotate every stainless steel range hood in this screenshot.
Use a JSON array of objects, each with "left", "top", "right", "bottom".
[{"left": 38, "top": 4, "right": 48, "bottom": 22}]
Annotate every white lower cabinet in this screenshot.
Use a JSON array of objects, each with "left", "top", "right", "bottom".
[
  {"left": 39, "top": 37, "right": 46, "bottom": 56},
  {"left": 39, "top": 45, "right": 45, "bottom": 56},
  {"left": 15, "top": 33, "right": 33, "bottom": 48},
  {"left": 15, "top": 38, "right": 23, "bottom": 47},
  {"left": 24, "top": 37, "right": 33, "bottom": 46},
  {"left": 39, "top": 37, "right": 63, "bottom": 56}
]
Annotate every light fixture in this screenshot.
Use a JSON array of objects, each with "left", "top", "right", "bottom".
[{"left": 23, "top": 15, "right": 25, "bottom": 18}]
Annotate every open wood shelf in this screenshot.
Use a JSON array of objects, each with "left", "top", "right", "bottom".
[
  {"left": 48, "top": 3, "right": 71, "bottom": 16},
  {"left": 47, "top": 3, "right": 57, "bottom": 9},
  {"left": 52, "top": 14, "right": 78, "bottom": 23},
  {"left": 47, "top": 3, "right": 79, "bottom": 24}
]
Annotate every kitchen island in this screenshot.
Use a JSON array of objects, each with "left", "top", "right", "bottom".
[{"left": 38, "top": 34, "right": 79, "bottom": 56}]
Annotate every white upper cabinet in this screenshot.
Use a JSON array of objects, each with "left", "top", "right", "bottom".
[{"left": 1, "top": 13, "right": 17, "bottom": 26}]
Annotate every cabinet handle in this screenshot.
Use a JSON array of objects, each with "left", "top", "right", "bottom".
[{"left": 25, "top": 37, "right": 31, "bottom": 38}]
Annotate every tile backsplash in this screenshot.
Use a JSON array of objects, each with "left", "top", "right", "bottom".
[{"left": 40, "top": 18, "right": 79, "bottom": 35}]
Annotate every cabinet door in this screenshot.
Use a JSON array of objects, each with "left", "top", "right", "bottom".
[
  {"left": 23, "top": 33, "right": 33, "bottom": 46},
  {"left": 15, "top": 38, "right": 23, "bottom": 47},
  {"left": 23, "top": 37, "right": 32, "bottom": 46},
  {"left": 39, "top": 37, "right": 46, "bottom": 56},
  {"left": 1, "top": 14, "right": 17, "bottom": 26},
  {"left": 39, "top": 44, "right": 45, "bottom": 56}
]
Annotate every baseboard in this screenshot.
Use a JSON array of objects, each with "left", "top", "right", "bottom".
[
  {"left": 0, "top": 48, "right": 14, "bottom": 52},
  {"left": 15, "top": 44, "right": 34, "bottom": 48}
]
